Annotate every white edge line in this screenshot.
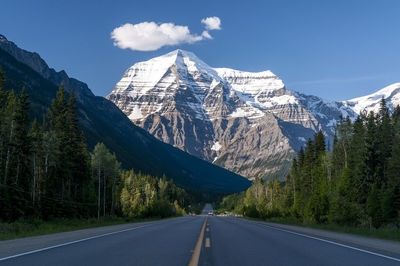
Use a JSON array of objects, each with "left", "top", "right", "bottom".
[
  {"left": 0, "top": 224, "right": 151, "bottom": 262},
  {"left": 254, "top": 221, "right": 400, "bottom": 262}
]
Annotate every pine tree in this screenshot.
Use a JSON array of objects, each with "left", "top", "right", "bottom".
[
  {"left": 314, "top": 130, "right": 325, "bottom": 157},
  {"left": 385, "top": 107, "right": 400, "bottom": 226},
  {"left": 47, "top": 86, "right": 69, "bottom": 204},
  {"left": 376, "top": 98, "right": 392, "bottom": 185},
  {"left": 301, "top": 139, "right": 314, "bottom": 193},
  {"left": 12, "top": 89, "right": 31, "bottom": 186},
  {"left": 364, "top": 111, "right": 378, "bottom": 194},
  {"left": 348, "top": 116, "right": 367, "bottom": 203}
]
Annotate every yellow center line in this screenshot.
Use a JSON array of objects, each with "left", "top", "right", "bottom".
[{"left": 189, "top": 215, "right": 208, "bottom": 266}]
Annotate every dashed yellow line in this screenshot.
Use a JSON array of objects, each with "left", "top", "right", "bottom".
[{"left": 189, "top": 216, "right": 208, "bottom": 266}]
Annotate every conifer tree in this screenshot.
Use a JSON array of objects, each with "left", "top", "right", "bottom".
[
  {"left": 314, "top": 130, "right": 325, "bottom": 156},
  {"left": 376, "top": 98, "right": 392, "bottom": 184}
]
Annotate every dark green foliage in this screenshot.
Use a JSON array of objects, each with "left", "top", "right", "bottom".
[
  {"left": 221, "top": 99, "right": 400, "bottom": 229},
  {"left": 0, "top": 82, "right": 94, "bottom": 221},
  {"left": 381, "top": 186, "right": 400, "bottom": 226},
  {"left": 0, "top": 70, "right": 195, "bottom": 222},
  {"left": 367, "top": 185, "right": 383, "bottom": 228}
]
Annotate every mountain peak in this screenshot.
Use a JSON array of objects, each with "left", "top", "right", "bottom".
[
  {"left": 155, "top": 49, "right": 216, "bottom": 76},
  {"left": 112, "top": 49, "right": 222, "bottom": 99},
  {"left": 166, "top": 49, "right": 197, "bottom": 58},
  {"left": 155, "top": 49, "right": 200, "bottom": 63},
  {"left": 344, "top": 82, "right": 400, "bottom": 114},
  {"left": 131, "top": 49, "right": 208, "bottom": 70}
]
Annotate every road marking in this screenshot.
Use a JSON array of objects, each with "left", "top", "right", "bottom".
[
  {"left": 189, "top": 215, "right": 208, "bottom": 266},
  {"left": 206, "top": 227, "right": 209, "bottom": 232},
  {"left": 252, "top": 221, "right": 400, "bottom": 263},
  {"left": 205, "top": 237, "right": 211, "bottom": 248},
  {"left": 0, "top": 224, "right": 152, "bottom": 262}
]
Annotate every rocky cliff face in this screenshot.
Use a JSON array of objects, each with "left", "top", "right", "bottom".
[{"left": 107, "top": 50, "right": 359, "bottom": 180}]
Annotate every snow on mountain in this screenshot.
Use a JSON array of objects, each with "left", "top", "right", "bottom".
[
  {"left": 111, "top": 49, "right": 227, "bottom": 121},
  {"left": 294, "top": 91, "right": 358, "bottom": 132},
  {"left": 215, "top": 68, "right": 300, "bottom": 119},
  {"left": 343, "top": 83, "right": 400, "bottom": 114},
  {"left": 107, "top": 50, "right": 358, "bottom": 180}
]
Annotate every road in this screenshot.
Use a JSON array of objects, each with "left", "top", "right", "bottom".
[{"left": 0, "top": 204, "right": 399, "bottom": 266}]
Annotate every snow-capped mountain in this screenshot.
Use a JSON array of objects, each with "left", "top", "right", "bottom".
[
  {"left": 107, "top": 50, "right": 357, "bottom": 180},
  {"left": 343, "top": 83, "right": 400, "bottom": 114}
]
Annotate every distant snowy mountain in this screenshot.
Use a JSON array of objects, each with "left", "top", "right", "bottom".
[
  {"left": 106, "top": 50, "right": 359, "bottom": 180},
  {"left": 343, "top": 83, "right": 400, "bottom": 114}
]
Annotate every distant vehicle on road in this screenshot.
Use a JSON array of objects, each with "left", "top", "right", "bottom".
[{"left": 208, "top": 211, "right": 214, "bottom": 216}]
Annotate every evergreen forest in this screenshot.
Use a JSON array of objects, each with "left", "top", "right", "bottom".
[
  {"left": 0, "top": 70, "right": 197, "bottom": 223},
  {"left": 219, "top": 99, "right": 400, "bottom": 229}
]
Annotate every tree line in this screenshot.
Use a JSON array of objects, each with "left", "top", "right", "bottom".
[
  {"left": 219, "top": 99, "right": 400, "bottom": 228},
  {"left": 0, "top": 70, "right": 194, "bottom": 222}
]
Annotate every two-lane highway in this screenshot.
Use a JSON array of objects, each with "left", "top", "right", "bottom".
[{"left": 1, "top": 204, "right": 399, "bottom": 266}]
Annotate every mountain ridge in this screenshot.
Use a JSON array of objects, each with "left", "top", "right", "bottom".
[
  {"left": 107, "top": 49, "right": 398, "bottom": 180},
  {"left": 344, "top": 82, "right": 400, "bottom": 114}
]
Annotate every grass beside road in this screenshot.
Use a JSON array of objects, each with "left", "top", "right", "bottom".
[
  {"left": 243, "top": 216, "right": 400, "bottom": 242},
  {"left": 0, "top": 216, "right": 169, "bottom": 241}
]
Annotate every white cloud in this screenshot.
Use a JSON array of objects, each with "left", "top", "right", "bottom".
[
  {"left": 111, "top": 17, "right": 222, "bottom": 51},
  {"left": 201, "top": 16, "right": 221, "bottom": 30},
  {"left": 111, "top": 22, "right": 202, "bottom": 51},
  {"left": 202, "top": 30, "right": 212, "bottom": 39}
]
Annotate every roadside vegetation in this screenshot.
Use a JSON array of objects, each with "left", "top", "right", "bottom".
[
  {"left": 0, "top": 70, "right": 202, "bottom": 239},
  {"left": 0, "top": 216, "right": 158, "bottom": 241},
  {"left": 217, "top": 99, "right": 400, "bottom": 241}
]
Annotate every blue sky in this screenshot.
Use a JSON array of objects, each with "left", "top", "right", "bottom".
[{"left": 1, "top": 0, "right": 399, "bottom": 100}]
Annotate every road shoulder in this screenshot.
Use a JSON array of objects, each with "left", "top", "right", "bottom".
[{"left": 245, "top": 219, "right": 400, "bottom": 259}]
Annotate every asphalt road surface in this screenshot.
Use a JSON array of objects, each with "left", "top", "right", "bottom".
[{"left": 1, "top": 204, "right": 399, "bottom": 266}]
